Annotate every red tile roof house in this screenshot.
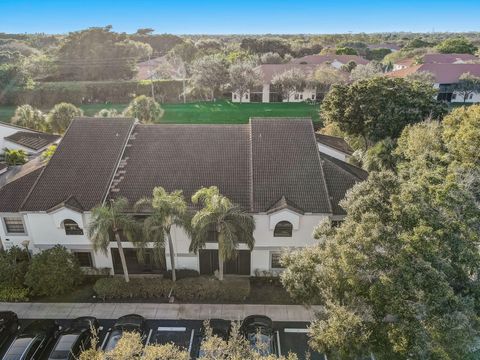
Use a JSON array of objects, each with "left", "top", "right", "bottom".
[
  {"left": 388, "top": 63, "right": 480, "bottom": 103},
  {"left": 392, "top": 53, "right": 479, "bottom": 71},
  {"left": 0, "top": 117, "right": 366, "bottom": 276}
]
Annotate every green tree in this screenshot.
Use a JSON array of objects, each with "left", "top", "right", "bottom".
[
  {"left": 3, "top": 148, "right": 28, "bottom": 166},
  {"left": 135, "top": 187, "right": 191, "bottom": 282},
  {"left": 240, "top": 37, "right": 291, "bottom": 56},
  {"left": 41, "top": 144, "right": 57, "bottom": 162},
  {"left": 10, "top": 104, "right": 46, "bottom": 131},
  {"left": 365, "top": 48, "right": 392, "bottom": 61},
  {"left": 190, "top": 187, "right": 255, "bottom": 281},
  {"left": 24, "top": 245, "right": 83, "bottom": 296},
  {"left": 436, "top": 36, "right": 478, "bottom": 54},
  {"left": 321, "top": 77, "right": 446, "bottom": 147},
  {"left": 95, "top": 108, "right": 120, "bottom": 117},
  {"left": 313, "top": 66, "right": 347, "bottom": 100},
  {"left": 271, "top": 68, "right": 308, "bottom": 102},
  {"left": 349, "top": 61, "right": 383, "bottom": 82},
  {"left": 259, "top": 52, "right": 284, "bottom": 64},
  {"left": 454, "top": 72, "right": 480, "bottom": 103},
  {"left": 335, "top": 46, "right": 358, "bottom": 55},
  {"left": 123, "top": 95, "right": 164, "bottom": 123},
  {"left": 88, "top": 197, "right": 139, "bottom": 283},
  {"left": 405, "top": 70, "right": 436, "bottom": 84},
  {"left": 190, "top": 54, "right": 229, "bottom": 100},
  {"left": 0, "top": 62, "right": 32, "bottom": 90},
  {"left": 229, "top": 61, "right": 260, "bottom": 103},
  {"left": 361, "top": 137, "right": 398, "bottom": 172},
  {"left": 46, "top": 102, "right": 83, "bottom": 134},
  {"left": 0, "top": 246, "right": 30, "bottom": 288}
]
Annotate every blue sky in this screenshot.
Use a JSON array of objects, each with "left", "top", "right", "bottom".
[{"left": 1, "top": 0, "right": 479, "bottom": 34}]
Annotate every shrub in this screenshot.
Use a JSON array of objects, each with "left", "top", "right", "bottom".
[
  {"left": 0, "top": 286, "right": 29, "bottom": 302},
  {"left": 46, "top": 102, "right": 83, "bottom": 134},
  {"left": 93, "top": 277, "right": 173, "bottom": 300},
  {"left": 4, "top": 148, "right": 28, "bottom": 166},
  {"left": 173, "top": 276, "right": 250, "bottom": 303},
  {"left": 123, "top": 95, "right": 164, "bottom": 123},
  {"left": 163, "top": 269, "right": 199, "bottom": 280},
  {"left": 24, "top": 245, "right": 83, "bottom": 296},
  {"left": 0, "top": 246, "right": 30, "bottom": 288}
]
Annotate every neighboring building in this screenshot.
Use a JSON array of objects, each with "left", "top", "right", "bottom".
[
  {"left": 0, "top": 122, "right": 60, "bottom": 156},
  {"left": 0, "top": 117, "right": 367, "bottom": 276},
  {"left": 290, "top": 54, "right": 369, "bottom": 68},
  {"left": 367, "top": 43, "right": 401, "bottom": 52},
  {"left": 315, "top": 133, "right": 353, "bottom": 162},
  {"left": 388, "top": 63, "right": 480, "bottom": 103},
  {"left": 392, "top": 53, "right": 478, "bottom": 71},
  {"left": 135, "top": 56, "right": 172, "bottom": 81}
]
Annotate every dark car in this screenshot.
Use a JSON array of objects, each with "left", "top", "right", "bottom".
[
  {"left": 2, "top": 319, "right": 60, "bottom": 360},
  {"left": 0, "top": 312, "right": 18, "bottom": 351},
  {"left": 47, "top": 317, "right": 99, "bottom": 360},
  {"left": 240, "top": 315, "right": 277, "bottom": 356},
  {"left": 102, "top": 314, "right": 148, "bottom": 352},
  {"left": 196, "top": 319, "right": 231, "bottom": 357}
]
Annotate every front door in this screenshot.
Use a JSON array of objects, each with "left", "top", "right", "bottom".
[{"left": 199, "top": 250, "right": 251, "bottom": 275}]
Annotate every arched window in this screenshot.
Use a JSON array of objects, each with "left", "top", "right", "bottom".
[
  {"left": 274, "top": 221, "right": 293, "bottom": 237},
  {"left": 63, "top": 219, "right": 83, "bottom": 235}
]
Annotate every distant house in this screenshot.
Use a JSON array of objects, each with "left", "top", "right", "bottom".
[
  {"left": 315, "top": 134, "right": 353, "bottom": 162},
  {"left": 388, "top": 63, "right": 480, "bottom": 103},
  {"left": 290, "top": 54, "right": 369, "bottom": 68},
  {"left": 0, "top": 122, "right": 60, "bottom": 156},
  {"left": 367, "top": 43, "right": 401, "bottom": 52},
  {"left": 392, "top": 53, "right": 478, "bottom": 71},
  {"left": 135, "top": 56, "right": 171, "bottom": 80}
]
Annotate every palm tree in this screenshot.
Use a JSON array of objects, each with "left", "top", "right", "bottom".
[
  {"left": 88, "top": 197, "right": 139, "bottom": 282},
  {"left": 134, "top": 187, "right": 191, "bottom": 282},
  {"left": 190, "top": 187, "right": 255, "bottom": 281}
]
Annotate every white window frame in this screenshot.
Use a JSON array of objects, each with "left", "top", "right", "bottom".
[
  {"left": 270, "top": 251, "right": 285, "bottom": 270},
  {"left": 2, "top": 216, "right": 27, "bottom": 235}
]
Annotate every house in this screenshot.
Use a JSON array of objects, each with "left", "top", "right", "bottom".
[
  {"left": 290, "top": 54, "right": 369, "bottom": 68},
  {"left": 135, "top": 56, "right": 173, "bottom": 81},
  {"left": 0, "top": 122, "right": 60, "bottom": 156},
  {"left": 0, "top": 117, "right": 367, "bottom": 276},
  {"left": 315, "top": 133, "right": 353, "bottom": 162},
  {"left": 388, "top": 63, "right": 480, "bottom": 103},
  {"left": 232, "top": 64, "right": 321, "bottom": 103},
  {"left": 392, "top": 53, "right": 478, "bottom": 71},
  {"left": 367, "top": 43, "right": 401, "bottom": 52}
]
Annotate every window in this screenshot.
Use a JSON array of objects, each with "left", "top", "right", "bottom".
[
  {"left": 469, "top": 93, "right": 474, "bottom": 99},
  {"left": 452, "top": 93, "right": 457, "bottom": 100},
  {"left": 3, "top": 217, "right": 25, "bottom": 234},
  {"left": 271, "top": 252, "right": 285, "bottom": 269},
  {"left": 64, "top": 219, "right": 83, "bottom": 235},
  {"left": 73, "top": 252, "right": 93, "bottom": 267},
  {"left": 299, "top": 94, "right": 303, "bottom": 100},
  {"left": 294, "top": 93, "right": 299, "bottom": 100},
  {"left": 311, "top": 94, "right": 315, "bottom": 100},
  {"left": 233, "top": 93, "right": 237, "bottom": 99},
  {"left": 245, "top": 94, "right": 249, "bottom": 99},
  {"left": 274, "top": 221, "right": 293, "bottom": 237}
]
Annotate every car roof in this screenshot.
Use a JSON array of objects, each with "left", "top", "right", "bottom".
[
  {"left": 3, "top": 336, "right": 37, "bottom": 360},
  {"left": 19, "top": 319, "right": 54, "bottom": 336},
  {"left": 114, "top": 314, "right": 145, "bottom": 328}
]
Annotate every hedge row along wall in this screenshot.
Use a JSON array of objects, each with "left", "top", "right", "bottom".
[{"left": 0, "top": 80, "right": 186, "bottom": 106}]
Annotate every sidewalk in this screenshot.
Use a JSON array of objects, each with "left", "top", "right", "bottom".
[{"left": 0, "top": 303, "right": 322, "bottom": 322}]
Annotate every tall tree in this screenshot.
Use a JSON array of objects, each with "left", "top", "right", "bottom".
[
  {"left": 349, "top": 61, "right": 383, "bottom": 82},
  {"left": 190, "top": 187, "right": 255, "bottom": 281},
  {"left": 123, "top": 95, "right": 164, "bottom": 123},
  {"left": 271, "top": 68, "right": 308, "bottom": 102},
  {"left": 455, "top": 72, "right": 480, "bottom": 103},
  {"left": 88, "top": 197, "right": 139, "bottom": 283},
  {"left": 135, "top": 187, "right": 191, "bottom": 282},
  {"left": 436, "top": 36, "right": 478, "bottom": 54},
  {"left": 313, "top": 66, "right": 347, "bottom": 100},
  {"left": 46, "top": 102, "right": 83, "bottom": 134},
  {"left": 229, "top": 61, "right": 260, "bottom": 103},
  {"left": 10, "top": 104, "right": 46, "bottom": 131},
  {"left": 190, "top": 54, "right": 229, "bottom": 100},
  {"left": 321, "top": 77, "right": 446, "bottom": 147}
]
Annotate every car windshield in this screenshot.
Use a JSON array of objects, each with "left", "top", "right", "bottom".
[
  {"left": 3, "top": 337, "right": 34, "bottom": 360},
  {"left": 49, "top": 334, "right": 80, "bottom": 359},
  {"left": 248, "top": 333, "right": 272, "bottom": 355},
  {"left": 104, "top": 330, "right": 123, "bottom": 352}
]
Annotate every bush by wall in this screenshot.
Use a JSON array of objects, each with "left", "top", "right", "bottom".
[
  {"left": 0, "top": 246, "right": 30, "bottom": 288},
  {"left": 173, "top": 276, "right": 250, "bottom": 303},
  {"left": 0, "top": 286, "right": 29, "bottom": 302},
  {"left": 1, "top": 79, "right": 186, "bottom": 107},
  {"left": 163, "top": 269, "right": 199, "bottom": 280},
  {"left": 93, "top": 277, "right": 173, "bottom": 300}
]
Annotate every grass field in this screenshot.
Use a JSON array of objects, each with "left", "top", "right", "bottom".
[{"left": 0, "top": 101, "right": 321, "bottom": 125}]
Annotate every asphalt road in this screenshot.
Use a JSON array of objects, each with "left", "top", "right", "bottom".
[{"left": 1, "top": 318, "right": 325, "bottom": 360}]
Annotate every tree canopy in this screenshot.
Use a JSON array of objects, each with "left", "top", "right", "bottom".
[{"left": 436, "top": 36, "right": 478, "bottom": 54}]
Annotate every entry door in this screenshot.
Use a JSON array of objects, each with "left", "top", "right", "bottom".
[{"left": 199, "top": 250, "right": 251, "bottom": 275}]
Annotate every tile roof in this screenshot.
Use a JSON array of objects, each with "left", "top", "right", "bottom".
[
  {"left": 320, "top": 153, "right": 368, "bottom": 215},
  {"left": 291, "top": 55, "right": 369, "bottom": 65},
  {"left": 4, "top": 131, "right": 60, "bottom": 151},
  {"left": 422, "top": 53, "right": 478, "bottom": 64},
  {"left": 255, "top": 63, "right": 322, "bottom": 83},
  {"left": 250, "top": 118, "right": 332, "bottom": 213},
  {"left": 315, "top": 133, "right": 353, "bottom": 155},
  {"left": 21, "top": 117, "right": 135, "bottom": 211},
  {"left": 388, "top": 63, "right": 480, "bottom": 84},
  {"left": 0, "top": 167, "right": 43, "bottom": 212},
  {"left": 11, "top": 117, "right": 362, "bottom": 215}
]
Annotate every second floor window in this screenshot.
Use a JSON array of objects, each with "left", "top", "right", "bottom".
[
  {"left": 64, "top": 219, "right": 84, "bottom": 235},
  {"left": 274, "top": 221, "right": 293, "bottom": 237},
  {"left": 3, "top": 217, "right": 25, "bottom": 234}
]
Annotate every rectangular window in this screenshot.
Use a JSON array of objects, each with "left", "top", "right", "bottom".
[
  {"left": 299, "top": 94, "right": 303, "bottom": 100},
  {"left": 452, "top": 93, "right": 457, "bottom": 100},
  {"left": 3, "top": 217, "right": 25, "bottom": 234},
  {"left": 271, "top": 252, "right": 285, "bottom": 269},
  {"left": 73, "top": 252, "right": 93, "bottom": 267}
]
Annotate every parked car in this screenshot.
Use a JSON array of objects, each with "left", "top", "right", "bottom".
[
  {"left": 103, "top": 314, "right": 148, "bottom": 352},
  {"left": 47, "top": 317, "right": 99, "bottom": 360},
  {"left": 2, "top": 319, "right": 59, "bottom": 360},
  {"left": 0, "top": 312, "right": 18, "bottom": 352},
  {"left": 240, "top": 315, "right": 277, "bottom": 356},
  {"left": 196, "top": 319, "right": 231, "bottom": 357}
]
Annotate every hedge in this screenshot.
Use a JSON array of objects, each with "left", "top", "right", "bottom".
[
  {"left": 163, "top": 269, "right": 199, "bottom": 280},
  {"left": 93, "top": 276, "right": 250, "bottom": 303},
  {"left": 0, "top": 79, "right": 186, "bottom": 107},
  {"left": 0, "top": 287, "right": 29, "bottom": 302}
]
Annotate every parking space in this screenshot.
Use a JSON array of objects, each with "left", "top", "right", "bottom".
[{"left": 4, "top": 318, "right": 322, "bottom": 359}]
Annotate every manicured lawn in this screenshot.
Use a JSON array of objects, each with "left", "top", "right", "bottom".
[{"left": 0, "top": 101, "right": 320, "bottom": 125}]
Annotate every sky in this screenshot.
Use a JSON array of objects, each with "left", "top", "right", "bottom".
[{"left": 0, "top": 0, "right": 479, "bottom": 35}]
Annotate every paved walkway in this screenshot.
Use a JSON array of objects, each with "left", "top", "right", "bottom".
[{"left": 0, "top": 303, "right": 321, "bottom": 322}]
